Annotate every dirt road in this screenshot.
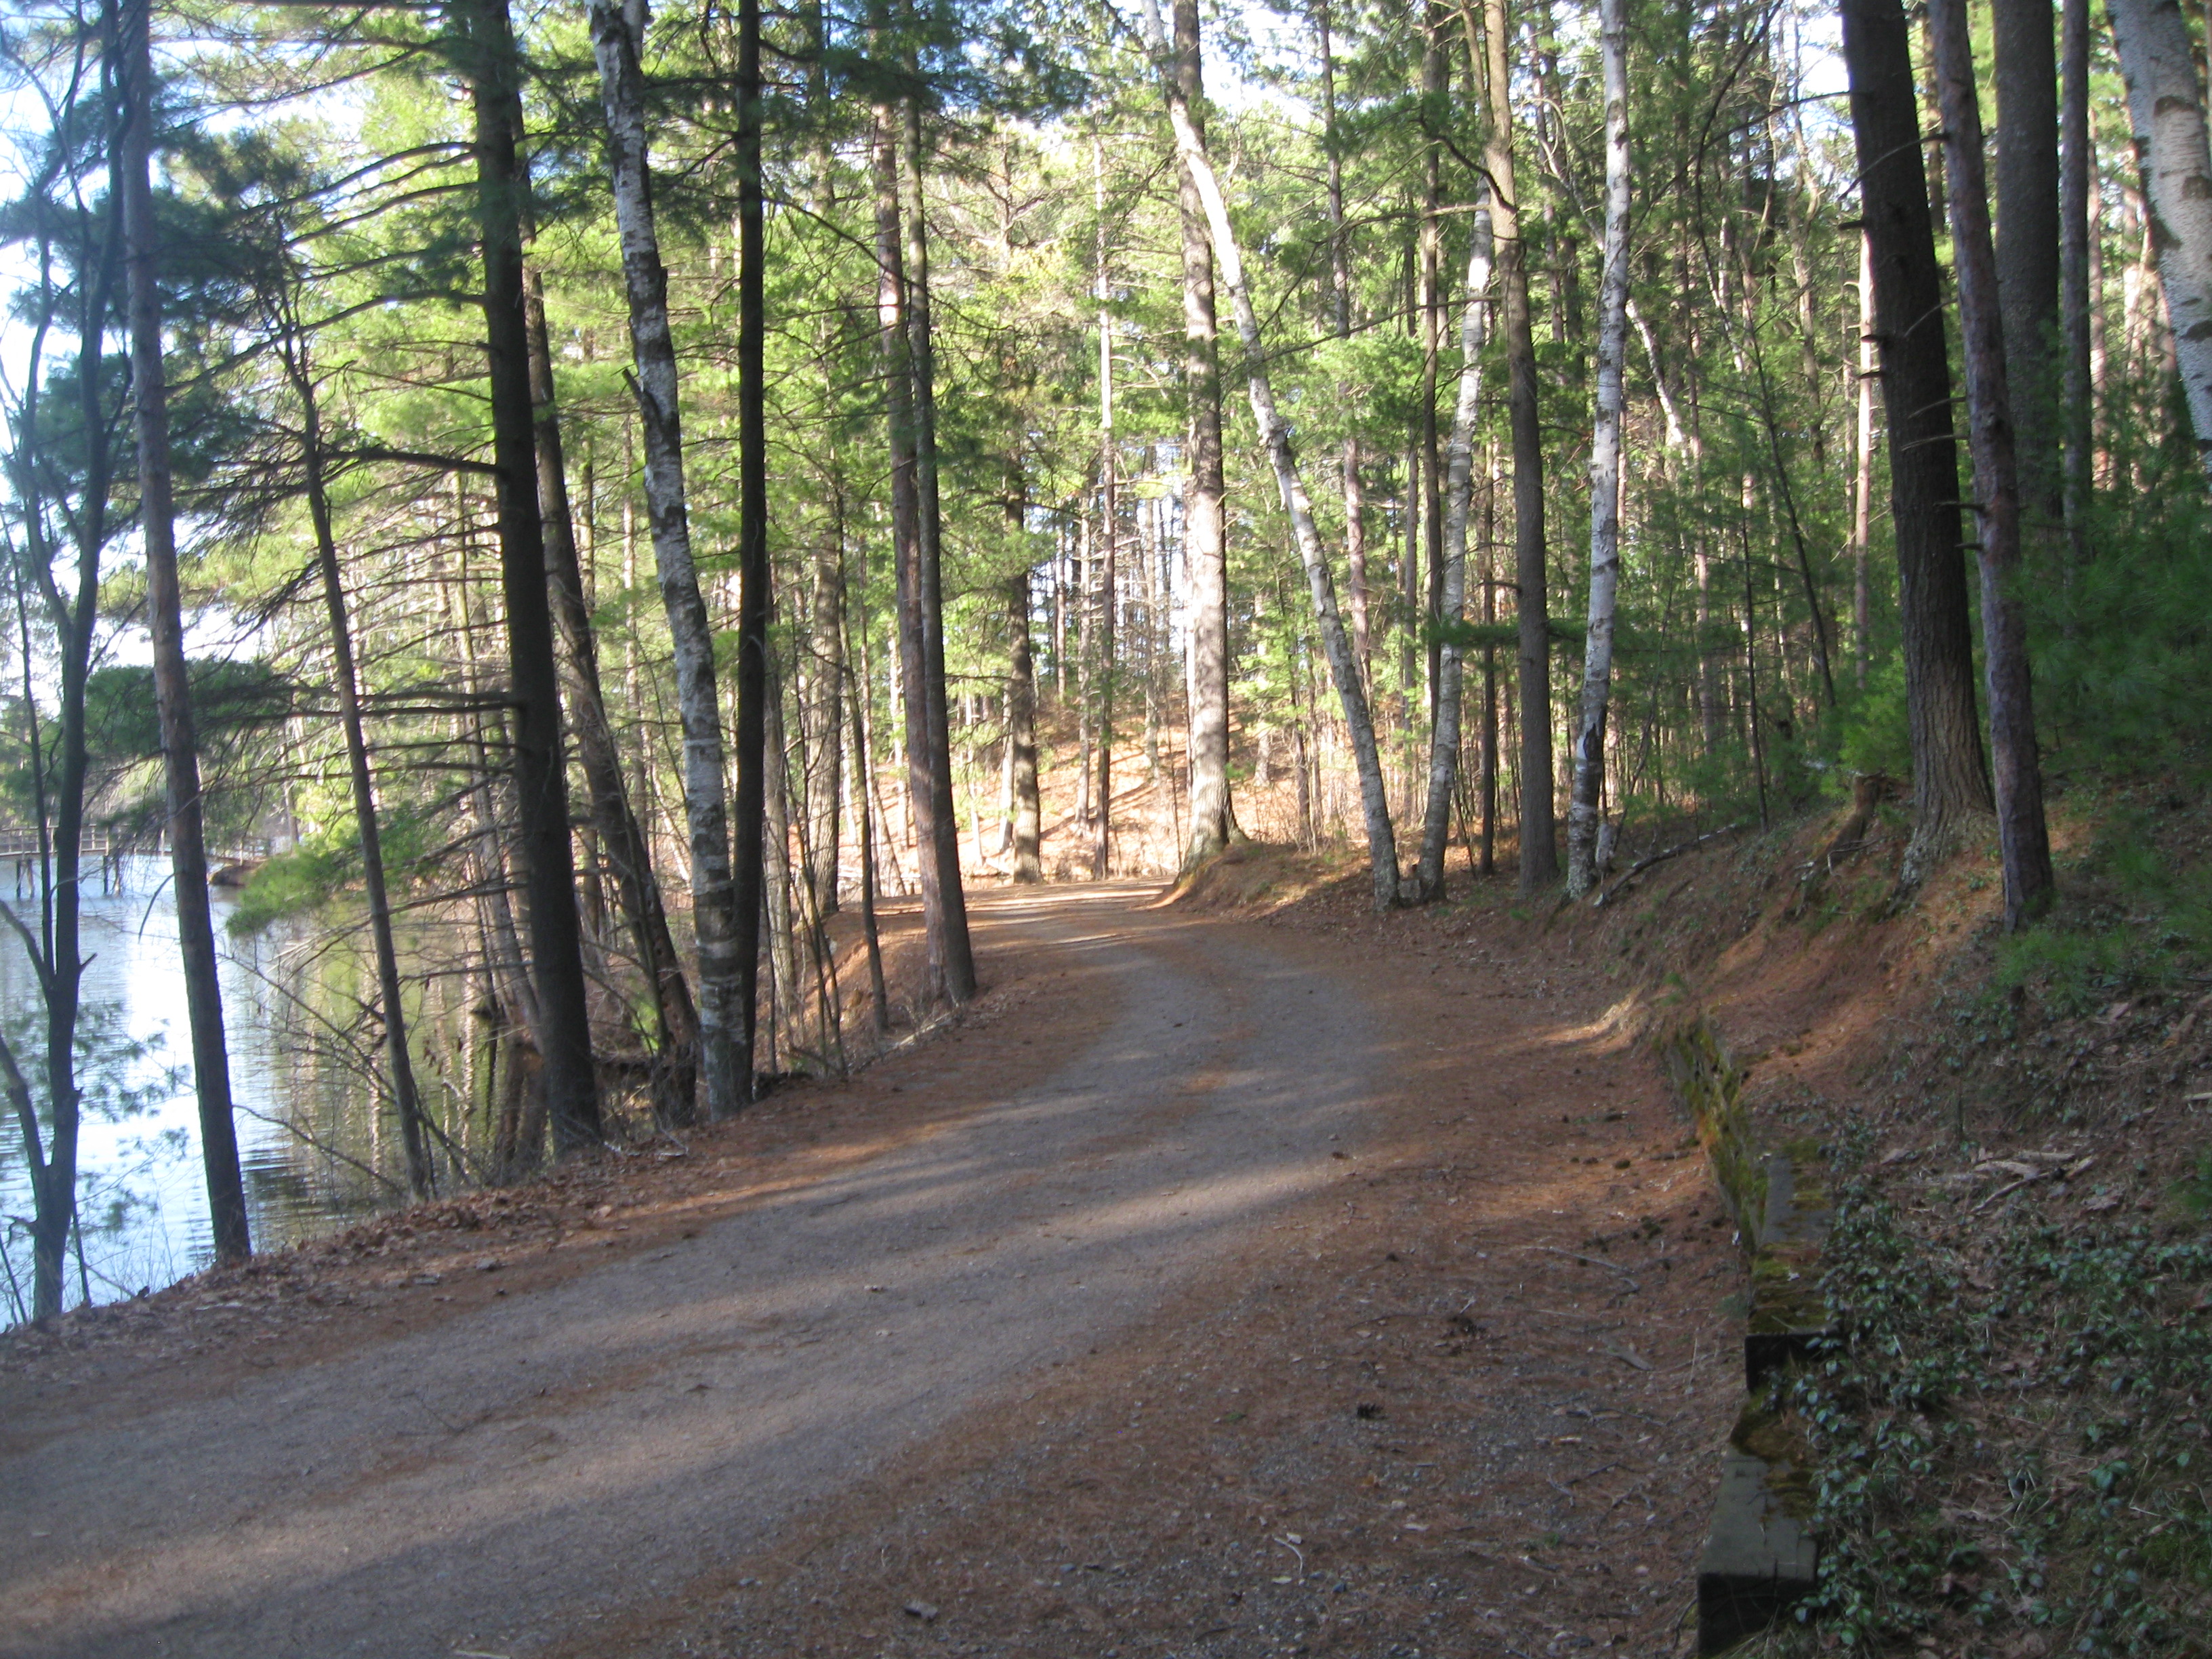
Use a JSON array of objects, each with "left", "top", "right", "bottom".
[{"left": 2, "top": 882, "right": 1743, "bottom": 1659}]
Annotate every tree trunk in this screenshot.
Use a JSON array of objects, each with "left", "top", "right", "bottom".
[
  {"left": 121, "top": 0, "right": 249, "bottom": 1261},
  {"left": 1006, "top": 571, "right": 1043, "bottom": 882},
  {"left": 2106, "top": 0, "right": 2212, "bottom": 478},
  {"left": 874, "top": 108, "right": 954, "bottom": 1002},
  {"left": 900, "top": 96, "right": 977, "bottom": 1001},
  {"left": 1840, "top": 0, "right": 1993, "bottom": 888},
  {"left": 1566, "top": 0, "right": 1631, "bottom": 901},
  {"left": 1992, "top": 0, "right": 2064, "bottom": 526},
  {"left": 1929, "top": 0, "right": 2057, "bottom": 929},
  {"left": 1413, "top": 178, "right": 1494, "bottom": 899},
  {"left": 1853, "top": 231, "right": 1876, "bottom": 688},
  {"left": 1094, "top": 132, "right": 1117, "bottom": 880},
  {"left": 1483, "top": 0, "right": 1555, "bottom": 892},
  {"left": 287, "top": 341, "right": 434, "bottom": 1197},
  {"left": 587, "top": 0, "right": 744, "bottom": 1114},
  {"left": 1474, "top": 438, "right": 1499, "bottom": 874},
  {"left": 844, "top": 613, "right": 892, "bottom": 1033},
  {"left": 731, "top": 0, "right": 774, "bottom": 1085},
  {"left": 12, "top": 91, "right": 125, "bottom": 1317},
  {"left": 1420, "top": 7, "right": 1447, "bottom": 727},
  {"left": 1174, "top": 0, "right": 1233, "bottom": 868},
  {"left": 1319, "top": 5, "right": 1369, "bottom": 691},
  {"left": 2060, "top": 0, "right": 2095, "bottom": 560},
  {"left": 1144, "top": 0, "right": 1400, "bottom": 910},
  {"left": 804, "top": 541, "right": 844, "bottom": 918},
  {"left": 523, "top": 252, "right": 698, "bottom": 1129}
]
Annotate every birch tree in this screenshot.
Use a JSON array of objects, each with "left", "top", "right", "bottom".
[
  {"left": 1411, "top": 180, "right": 1492, "bottom": 900},
  {"left": 1485, "top": 0, "right": 1555, "bottom": 892},
  {"left": 1141, "top": 0, "right": 1400, "bottom": 910},
  {"left": 1565, "top": 0, "right": 1631, "bottom": 901},
  {"left": 2106, "top": 0, "right": 2212, "bottom": 480},
  {"left": 587, "top": 0, "right": 744, "bottom": 1115}
]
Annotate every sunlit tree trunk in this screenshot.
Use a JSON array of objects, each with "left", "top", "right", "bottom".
[
  {"left": 517, "top": 200, "right": 698, "bottom": 1126},
  {"left": 1093, "top": 131, "right": 1117, "bottom": 880},
  {"left": 1174, "top": 0, "right": 1233, "bottom": 869},
  {"left": 1318, "top": 3, "right": 1369, "bottom": 689},
  {"left": 1566, "top": 0, "right": 1631, "bottom": 901},
  {"left": 121, "top": 0, "right": 249, "bottom": 1256},
  {"left": 2107, "top": 0, "right": 2212, "bottom": 479},
  {"left": 1420, "top": 7, "right": 1446, "bottom": 724},
  {"left": 1484, "top": 0, "right": 1555, "bottom": 890},
  {"left": 900, "top": 94, "right": 976, "bottom": 1000},
  {"left": 1413, "top": 178, "right": 1493, "bottom": 899},
  {"left": 1145, "top": 0, "right": 1400, "bottom": 910},
  {"left": 587, "top": 0, "right": 743, "bottom": 1113}
]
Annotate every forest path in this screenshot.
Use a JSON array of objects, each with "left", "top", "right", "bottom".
[{"left": 3, "top": 883, "right": 1411, "bottom": 1659}]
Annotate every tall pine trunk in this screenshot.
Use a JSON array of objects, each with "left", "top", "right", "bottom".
[
  {"left": 1566, "top": 0, "right": 1631, "bottom": 901},
  {"left": 1992, "top": 0, "right": 2063, "bottom": 526},
  {"left": 1841, "top": 0, "right": 1993, "bottom": 890},
  {"left": 1929, "top": 0, "right": 2057, "bottom": 929},
  {"left": 1853, "top": 232, "right": 1876, "bottom": 688},
  {"left": 731, "top": 0, "right": 774, "bottom": 1081},
  {"left": 899, "top": 96, "right": 977, "bottom": 1001},
  {"left": 121, "top": 0, "right": 249, "bottom": 1258},
  {"left": 463, "top": 0, "right": 600, "bottom": 1152},
  {"left": 517, "top": 124, "right": 698, "bottom": 1129},
  {"left": 587, "top": 0, "right": 743, "bottom": 1113}
]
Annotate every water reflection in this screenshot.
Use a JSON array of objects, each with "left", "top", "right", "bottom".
[{"left": 0, "top": 856, "right": 397, "bottom": 1316}]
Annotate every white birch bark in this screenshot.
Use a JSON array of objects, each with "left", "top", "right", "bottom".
[
  {"left": 2108, "top": 0, "right": 2212, "bottom": 480},
  {"left": 1565, "top": 0, "right": 1631, "bottom": 899},
  {"left": 1412, "top": 180, "right": 1494, "bottom": 898},
  {"left": 1141, "top": 0, "right": 1400, "bottom": 909},
  {"left": 588, "top": 0, "right": 742, "bottom": 1115}
]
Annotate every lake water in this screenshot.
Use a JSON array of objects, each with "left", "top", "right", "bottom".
[{"left": 0, "top": 855, "right": 398, "bottom": 1317}]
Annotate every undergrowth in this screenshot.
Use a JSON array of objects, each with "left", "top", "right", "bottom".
[
  {"left": 1762, "top": 1139, "right": 2212, "bottom": 1656},
  {"left": 1989, "top": 784, "right": 2212, "bottom": 1021}
]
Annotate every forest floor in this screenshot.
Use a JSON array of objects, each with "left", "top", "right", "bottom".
[{"left": 0, "top": 871, "right": 1754, "bottom": 1659}]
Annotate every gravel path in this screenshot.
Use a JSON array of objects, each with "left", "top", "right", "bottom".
[{"left": 3, "top": 888, "right": 1391, "bottom": 1659}]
